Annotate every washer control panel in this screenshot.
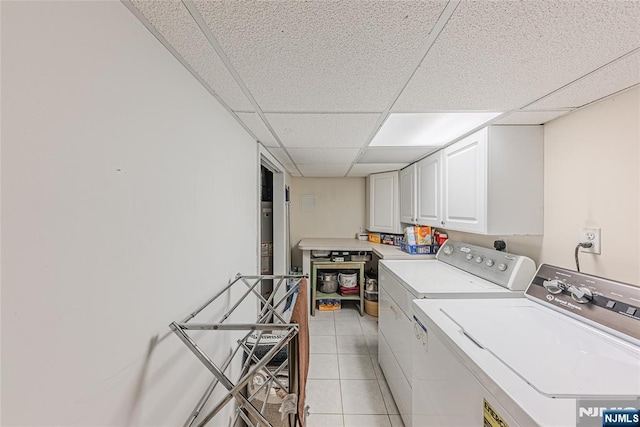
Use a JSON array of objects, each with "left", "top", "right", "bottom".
[
  {"left": 527, "top": 264, "right": 640, "bottom": 341},
  {"left": 436, "top": 240, "right": 536, "bottom": 291}
]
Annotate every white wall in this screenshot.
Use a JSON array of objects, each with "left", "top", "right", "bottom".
[
  {"left": 1, "top": 2, "right": 260, "bottom": 425},
  {"left": 442, "top": 231, "right": 543, "bottom": 265},
  {"left": 541, "top": 87, "right": 640, "bottom": 284},
  {"left": 290, "top": 178, "right": 366, "bottom": 267}
]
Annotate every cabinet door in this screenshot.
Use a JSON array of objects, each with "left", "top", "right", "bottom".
[
  {"left": 399, "top": 165, "right": 416, "bottom": 224},
  {"left": 442, "top": 129, "right": 487, "bottom": 233},
  {"left": 368, "top": 171, "right": 401, "bottom": 233},
  {"left": 416, "top": 152, "right": 441, "bottom": 226}
]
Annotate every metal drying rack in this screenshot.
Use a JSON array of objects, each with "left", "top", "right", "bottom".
[{"left": 170, "top": 273, "right": 307, "bottom": 427}]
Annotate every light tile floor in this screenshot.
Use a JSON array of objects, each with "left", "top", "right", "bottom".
[{"left": 306, "top": 308, "right": 405, "bottom": 427}]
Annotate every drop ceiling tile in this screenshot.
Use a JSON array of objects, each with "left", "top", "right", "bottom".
[
  {"left": 285, "top": 167, "right": 300, "bottom": 177},
  {"left": 265, "top": 113, "right": 380, "bottom": 148},
  {"left": 348, "top": 164, "right": 407, "bottom": 177},
  {"left": 131, "top": 1, "right": 254, "bottom": 112},
  {"left": 298, "top": 164, "right": 352, "bottom": 177},
  {"left": 358, "top": 147, "right": 438, "bottom": 164},
  {"left": 192, "top": 1, "right": 447, "bottom": 112},
  {"left": 526, "top": 51, "right": 640, "bottom": 110},
  {"left": 393, "top": 1, "right": 640, "bottom": 111},
  {"left": 266, "top": 148, "right": 296, "bottom": 170},
  {"left": 493, "top": 111, "right": 571, "bottom": 125},
  {"left": 236, "top": 113, "right": 278, "bottom": 147},
  {"left": 288, "top": 148, "right": 360, "bottom": 164}
]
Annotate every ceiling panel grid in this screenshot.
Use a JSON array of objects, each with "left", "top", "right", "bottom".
[
  {"left": 393, "top": 1, "right": 640, "bottom": 112},
  {"left": 358, "top": 147, "right": 439, "bottom": 163},
  {"left": 493, "top": 110, "right": 571, "bottom": 125},
  {"left": 191, "top": 0, "right": 448, "bottom": 112},
  {"left": 265, "top": 113, "right": 380, "bottom": 148},
  {"left": 287, "top": 148, "right": 360, "bottom": 165},
  {"left": 297, "top": 164, "right": 353, "bottom": 177},
  {"left": 130, "top": 0, "right": 254, "bottom": 111},
  {"left": 348, "top": 163, "right": 411, "bottom": 177},
  {"left": 527, "top": 50, "right": 640, "bottom": 110},
  {"left": 126, "top": 0, "right": 640, "bottom": 177},
  {"left": 236, "top": 112, "right": 279, "bottom": 147}
]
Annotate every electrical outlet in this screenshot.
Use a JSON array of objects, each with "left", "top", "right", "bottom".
[
  {"left": 581, "top": 228, "right": 601, "bottom": 254},
  {"left": 498, "top": 237, "right": 508, "bottom": 252}
]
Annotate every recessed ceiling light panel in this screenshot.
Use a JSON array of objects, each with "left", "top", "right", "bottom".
[{"left": 370, "top": 112, "right": 502, "bottom": 147}]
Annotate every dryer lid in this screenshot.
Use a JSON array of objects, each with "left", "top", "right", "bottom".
[{"left": 443, "top": 304, "right": 640, "bottom": 398}]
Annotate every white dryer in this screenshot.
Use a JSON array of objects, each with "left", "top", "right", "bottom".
[
  {"left": 412, "top": 264, "right": 640, "bottom": 427},
  {"left": 378, "top": 240, "right": 536, "bottom": 427}
]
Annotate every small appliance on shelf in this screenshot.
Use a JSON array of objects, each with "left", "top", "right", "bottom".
[{"left": 331, "top": 251, "right": 350, "bottom": 262}]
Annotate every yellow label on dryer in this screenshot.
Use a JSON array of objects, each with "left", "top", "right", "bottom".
[{"left": 483, "top": 398, "right": 509, "bottom": 427}]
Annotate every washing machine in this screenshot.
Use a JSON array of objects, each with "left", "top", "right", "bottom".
[
  {"left": 412, "top": 263, "right": 640, "bottom": 426},
  {"left": 378, "top": 240, "right": 536, "bottom": 427}
]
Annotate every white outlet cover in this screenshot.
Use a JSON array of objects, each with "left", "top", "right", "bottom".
[{"left": 581, "top": 227, "right": 601, "bottom": 255}]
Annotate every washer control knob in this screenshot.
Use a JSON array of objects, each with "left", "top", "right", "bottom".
[
  {"left": 569, "top": 286, "right": 593, "bottom": 304},
  {"left": 486, "top": 259, "right": 495, "bottom": 267},
  {"left": 543, "top": 279, "right": 566, "bottom": 294},
  {"left": 443, "top": 245, "right": 454, "bottom": 256},
  {"left": 498, "top": 263, "right": 507, "bottom": 271},
  {"left": 466, "top": 254, "right": 474, "bottom": 260},
  {"left": 475, "top": 256, "right": 483, "bottom": 263}
]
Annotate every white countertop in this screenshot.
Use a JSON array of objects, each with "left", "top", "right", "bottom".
[{"left": 298, "top": 238, "right": 435, "bottom": 260}]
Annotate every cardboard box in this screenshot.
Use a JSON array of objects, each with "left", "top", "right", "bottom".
[
  {"left": 380, "top": 234, "right": 394, "bottom": 245},
  {"left": 318, "top": 299, "right": 341, "bottom": 311},
  {"left": 404, "top": 226, "right": 417, "bottom": 245},
  {"left": 415, "top": 226, "right": 432, "bottom": 245},
  {"left": 368, "top": 233, "right": 381, "bottom": 244}
]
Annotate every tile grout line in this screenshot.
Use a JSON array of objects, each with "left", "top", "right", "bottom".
[
  {"left": 377, "top": 377, "right": 392, "bottom": 415},
  {"left": 335, "top": 316, "right": 346, "bottom": 421}
]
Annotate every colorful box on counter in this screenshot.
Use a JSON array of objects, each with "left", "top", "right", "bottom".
[
  {"left": 318, "top": 299, "right": 341, "bottom": 311},
  {"left": 404, "top": 226, "right": 433, "bottom": 245},
  {"left": 415, "top": 226, "right": 432, "bottom": 245},
  {"left": 380, "top": 233, "right": 403, "bottom": 246},
  {"left": 369, "top": 232, "right": 403, "bottom": 245},
  {"left": 380, "top": 233, "right": 394, "bottom": 245},
  {"left": 434, "top": 230, "right": 449, "bottom": 246}
]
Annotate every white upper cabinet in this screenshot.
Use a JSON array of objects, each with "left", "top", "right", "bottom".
[
  {"left": 367, "top": 171, "right": 402, "bottom": 234},
  {"left": 442, "top": 130, "right": 487, "bottom": 233},
  {"left": 416, "top": 152, "right": 442, "bottom": 226},
  {"left": 441, "top": 126, "right": 543, "bottom": 235},
  {"left": 367, "top": 125, "right": 542, "bottom": 236},
  {"left": 399, "top": 164, "right": 417, "bottom": 224}
]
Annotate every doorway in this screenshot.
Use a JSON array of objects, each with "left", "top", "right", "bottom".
[
  {"left": 260, "top": 165, "right": 274, "bottom": 298},
  {"left": 259, "top": 151, "right": 289, "bottom": 301}
]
